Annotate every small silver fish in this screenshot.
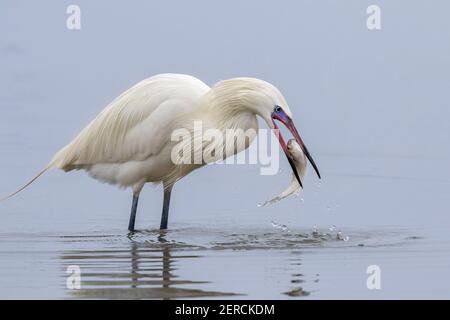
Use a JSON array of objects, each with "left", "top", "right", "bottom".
[{"left": 261, "top": 139, "right": 307, "bottom": 206}]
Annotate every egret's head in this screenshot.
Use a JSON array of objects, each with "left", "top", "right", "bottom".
[{"left": 211, "top": 78, "right": 321, "bottom": 186}]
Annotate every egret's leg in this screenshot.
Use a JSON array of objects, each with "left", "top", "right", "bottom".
[
  {"left": 128, "top": 194, "right": 140, "bottom": 231},
  {"left": 160, "top": 185, "right": 173, "bottom": 230}
]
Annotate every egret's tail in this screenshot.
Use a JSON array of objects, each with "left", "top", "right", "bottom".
[{"left": 0, "top": 168, "right": 48, "bottom": 202}]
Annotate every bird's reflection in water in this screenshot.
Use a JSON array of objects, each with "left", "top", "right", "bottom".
[
  {"left": 62, "top": 230, "right": 236, "bottom": 299},
  {"left": 283, "top": 252, "right": 312, "bottom": 297}
]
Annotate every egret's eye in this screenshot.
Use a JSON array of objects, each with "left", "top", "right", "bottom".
[{"left": 274, "top": 105, "right": 282, "bottom": 113}]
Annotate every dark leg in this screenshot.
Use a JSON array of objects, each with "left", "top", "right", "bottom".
[
  {"left": 160, "top": 186, "right": 173, "bottom": 230},
  {"left": 128, "top": 194, "right": 139, "bottom": 231}
]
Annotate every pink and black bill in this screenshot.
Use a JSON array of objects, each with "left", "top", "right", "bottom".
[{"left": 271, "top": 106, "right": 321, "bottom": 188}]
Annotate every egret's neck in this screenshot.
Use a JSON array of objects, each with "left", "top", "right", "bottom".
[
  {"left": 190, "top": 92, "right": 260, "bottom": 161},
  {"left": 218, "top": 110, "right": 259, "bottom": 134},
  {"left": 198, "top": 90, "right": 259, "bottom": 133}
]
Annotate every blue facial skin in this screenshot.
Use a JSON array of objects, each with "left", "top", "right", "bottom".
[{"left": 271, "top": 106, "right": 290, "bottom": 123}]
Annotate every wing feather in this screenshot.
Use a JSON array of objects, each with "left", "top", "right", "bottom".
[{"left": 49, "top": 74, "right": 210, "bottom": 171}]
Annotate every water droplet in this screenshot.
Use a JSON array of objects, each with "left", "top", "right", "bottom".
[
  {"left": 329, "top": 225, "right": 336, "bottom": 231},
  {"left": 271, "top": 220, "right": 290, "bottom": 232},
  {"left": 336, "top": 230, "right": 350, "bottom": 242}
]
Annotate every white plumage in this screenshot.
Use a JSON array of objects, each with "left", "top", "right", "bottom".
[
  {"left": 3, "top": 73, "right": 320, "bottom": 230},
  {"left": 49, "top": 74, "right": 211, "bottom": 193}
]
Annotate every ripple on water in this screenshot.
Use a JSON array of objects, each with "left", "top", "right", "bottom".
[
  {"left": 56, "top": 225, "right": 419, "bottom": 251},
  {"left": 53, "top": 226, "right": 422, "bottom": 299}
]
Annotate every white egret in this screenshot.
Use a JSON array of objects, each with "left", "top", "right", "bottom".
[{"left": 2, "top": 74, "right": 321, "bottom": 230}]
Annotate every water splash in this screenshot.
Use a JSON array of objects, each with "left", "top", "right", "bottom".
[
  {"left": 271, "top": 220, "right": 290, "bottom": 232},
  {"left": 312, "top": 225, "right": 319, "bottom": 237},
  {"left": 294, "top": 191, "right": 304, "bottom": 203},
  {"left": 337, "top": 231, "right": 350, "bottom": 242}
]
